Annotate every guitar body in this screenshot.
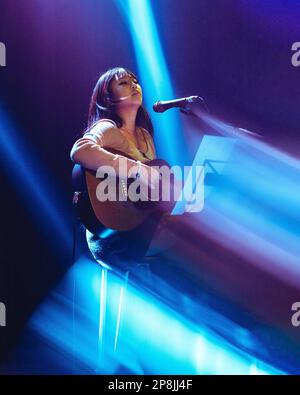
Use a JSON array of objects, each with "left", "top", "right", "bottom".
[{"left": 72, "top": 156, "right": 178, "bottom": 238}]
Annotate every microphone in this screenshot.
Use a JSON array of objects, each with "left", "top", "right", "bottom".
[{"left": 153, "top": 95, "right": 201, "bottom": 113}]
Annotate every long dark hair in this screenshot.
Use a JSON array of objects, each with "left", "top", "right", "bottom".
[{"left": 87, "top": 67, "right": 154, "bottom": 137}]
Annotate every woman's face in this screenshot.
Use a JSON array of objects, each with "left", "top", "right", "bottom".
[{"left": 109, "top": 73, "right": 142, "bottom": 107}]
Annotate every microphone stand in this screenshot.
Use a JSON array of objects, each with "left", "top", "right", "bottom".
[
  {"left": 179, "top": 95, "right": 210, "bottom": 118},
  {"left": 179, "top": 97, "right": 263, "bottom": 139}
]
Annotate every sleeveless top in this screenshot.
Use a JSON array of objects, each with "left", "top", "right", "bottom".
[{"left": 83, "top": 118, "right": 156, "bottom": 164}]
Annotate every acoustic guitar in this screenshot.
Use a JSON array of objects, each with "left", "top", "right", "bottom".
[{"left": 72, "top": 150, "right": 181, "bottom": 237}]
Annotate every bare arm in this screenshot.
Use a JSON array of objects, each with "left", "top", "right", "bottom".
[{"left": 70, "top": 121, "right": 137, "bottom": 176}]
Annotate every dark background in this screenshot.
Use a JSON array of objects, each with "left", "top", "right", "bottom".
[{"left": 0, "top": 0, "right": 299, "bottom": 359}]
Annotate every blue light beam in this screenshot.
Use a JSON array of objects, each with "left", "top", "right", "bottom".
[
  {"left": 115, "top": 0, "right": 186, "bottom": 167},
  {"left": 0, "top": 104, "right": 72, "bottom": 253}
]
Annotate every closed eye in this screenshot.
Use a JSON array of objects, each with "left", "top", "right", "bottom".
[{"left": 119, "top": 78, "right": 139, "bottom": 85}]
